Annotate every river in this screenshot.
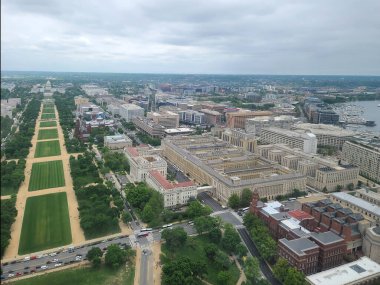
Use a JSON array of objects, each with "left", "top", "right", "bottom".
[{"left": 338, "top": 100, "right": 380, "bottom": 134}]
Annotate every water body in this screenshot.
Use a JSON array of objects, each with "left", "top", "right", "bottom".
[{"left": 341, "top": 100, "right": 380, "bottom": 134}]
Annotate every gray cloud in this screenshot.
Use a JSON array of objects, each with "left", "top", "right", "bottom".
[{"left": 1, "top": 0, "right": 380, "bottom": 75}]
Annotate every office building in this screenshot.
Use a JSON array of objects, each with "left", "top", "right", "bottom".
[
  {"left": 147, "top": 111, "right": 179, "bottom": 128},
  {"left": 292, "top": 123, "right": 354, "bottom": 149},
  {"left": 342, "top": 141, "right": 380, "bottom": 183},
  {"left": 146, "top": 170, "right": 197, "bottom": 208},
  {"left": 356, "top": 189, "right": 380, "bottom": 206},
  {"left": 132, "top": 117, "right": 166, "bottom": 138},
  {"left": 245, "top": 115, "right": 298, "bottom": 135},
  {"left": 226, "top": 110, "right": 272, "bottom": 129},
  {"left": 260, "top": 127, "right": 318, "bottom": 154},
  {"left": 306, "top": 257, "right": 380, "bottom": 285},
  {"left": 278, "top": 238, "right": 320, "bottom": 275},
  {"left": 257, "top": 144, "right": 360, "bottom": 192},
  {"left": 124, "top": 145, "right": 167, "bottom": 182},
  {"left": 330, "top": 192, "right": 380, "bottom": 223},
  {"left": 162, "top": 135, "right": 306, "bottom": 202},
  {"left": 119, "top": 104, "right": 145, "bottom": 122},
  {"left": 199, "top": 109, "right": 222, "bottom": 125},
  {"left": 362, "top": 226, "right": 380, "bottom": 264},
  {"left": 104, "top": 134, "right": 132, "bottom": 150},
  {"left": 212, "top": 127, "right": 257, "bottom": 152}
]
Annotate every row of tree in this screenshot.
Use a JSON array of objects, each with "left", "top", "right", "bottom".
[
  {"left": 70, "top": 152, "right": 103, "bottom": 190},
  {"left": 75, "top": 184, "right": 121, "bottom": 239},
  {"left": 54, "top": 90, "right": 86, "bottom": 153},
  {"left": 1, "top": 196, "right": 17, "bottom": 258},
  {"left": 243, "top": 213, "right": 277, "bottom": 262},
  {"left": 136, "top": 131, "right": 161, "bottom": 146},
  {"left": 102, "top": 148, "right": 130, "bottom": 173},
  {"left": 243, "top": 213, "right": 306, "bottom": 284},
  {"left": 1, "top": 116, "right": 13, "bottom": 140},
  {"left": 1, "top": 159, "right": 26, "bottom": 196},
  {"left": 4, "top": 97, "right": 41, "bottom": 159},
  {"left": 125, "top": 182, "right": 164, "bottom": 227},
  {"left": 86, "top": 244, "right": 134, "bottom": 268}
]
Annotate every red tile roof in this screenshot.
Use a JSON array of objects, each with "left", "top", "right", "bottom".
[
  {"left": 126, "top": 147, "right": 139, "bottom": 157},
  {"left": 149, "top": 170, "right": 194, "bottom": 190},
  {"left": 288, "top": 210, "right": 314, "bottom": 221}
]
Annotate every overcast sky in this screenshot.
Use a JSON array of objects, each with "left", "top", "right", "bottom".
[{"left": 2, "top": 0, "right": 380, "bottom": 75}]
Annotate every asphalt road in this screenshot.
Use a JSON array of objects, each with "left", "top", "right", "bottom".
[
  {"left": 197, "top": 192, "right": 224, "bottom": 212},
  {"left": 140, "top": 248, "right": 151, "bottom": 285},
  {"left": 238, "top": 228, "right": 281, "bottom": 285},
  {"left": 1, "top": 235, "right": 130, "bottom": 281}
]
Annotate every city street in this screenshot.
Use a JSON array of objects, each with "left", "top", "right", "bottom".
[{"left": 1, "top": 235, "right": 130, "bottom": 281}]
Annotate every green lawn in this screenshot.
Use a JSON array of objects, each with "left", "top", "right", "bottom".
[
  {"left": 29, "top": 160, "right": 65, "bottom": 191},
  {"left": 8, "top": 265, "right": 135, "bottom": 285},
  {"left": 35, "top": 140, "right": 61, "bottom": 157},
  {"left": 42, "top": 108, "right": 55, "bottom": 114},
  {"left": 40, "top": 121, "right": 57, "bottom": 128},
  {"left": 38, "top": 128, "right": 58, "bottom": 140},
  {"left": 41, "top": 113, "right": 56, "bottom": 120},
  {"left": 18, "top": 193, "right": 72, "bottom": 254},
  {"left": 161, "top": 236, "right": 240, "bottom": 285}
]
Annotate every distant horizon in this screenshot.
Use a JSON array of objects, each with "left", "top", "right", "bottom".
[{"left": 2, "top": 70, "right": 380, "bottom": 77}]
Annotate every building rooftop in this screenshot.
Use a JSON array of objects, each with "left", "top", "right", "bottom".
[
  {"left": 263, "top": 127, "right": 317, "bottom": 140},
  {"left": 306, "top": 257, "right": 380, "bottom": 285},
  {"left": 309, "top": 231, "right": 344, "bottom": 245},
  {"left": 331, "top": 192, "right": 380, "bottom": 217},
  {"left": 279, "top": 238, "right": 318, "bottom": 256},
  {"left": 293, "top": 123, "right": 355, "bottom": 137},
  {"left": 149, "top": 170, "right": 194, "bottom": 190},
  {"left": 104, "top": 134, "right": 132, "bottom": 144},
  {"left": 280, "top": 218, "right": 310, "bottom": 234},
  {"left": 288, "top": 209, "right": 314, "bottom": 221}
]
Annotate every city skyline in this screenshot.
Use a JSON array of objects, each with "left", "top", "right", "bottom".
[{"left": 2, "top": 0, "right": 380, "bottom": 75}]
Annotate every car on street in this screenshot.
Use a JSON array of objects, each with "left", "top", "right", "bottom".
[
  {"left": 8, "top": 273, "right": 15, "bottom": 278},
  {"left": 41, "top": 265, "right": 48, "bottom": 270},
  {"left": 54, "top": 263, "right": 62, "bottom": 267}
]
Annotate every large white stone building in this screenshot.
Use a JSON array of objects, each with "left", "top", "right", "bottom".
[
  {"left": 341, "top": 141, "right": 380, "bottom": 183},
  {"left": 104, "top": 134, "right": 132, "bottom": 150},
  {"left": 162, "top": 135, "right": 306, "bottom": 202},
  {"left": 260, "top": 127, "right": 318, "bottom": 154},
  {"left": 291, "top": 123, "right": 354, "bottom": 149},
  {"left": 124, "top": 145, "right": 167, "bottom": 182},
  {"left": 257, "top": 144, "right": 360, "bottom": 192},
  {"left": 146, "top": 170, "right": 197, "bottom": 208},
  {"left": 119, "top": 104, "right": 145, "bottom": 122},
  {"left": 245, "top": 115, "right": 298, "bottom": 135},
  {"left": 363, "top": 226, "right": 380, "bottom": 264}
]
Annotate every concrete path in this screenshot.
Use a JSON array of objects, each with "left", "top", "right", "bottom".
[{"left": 3, "top": 104, "right": 85, "bottom": 260}]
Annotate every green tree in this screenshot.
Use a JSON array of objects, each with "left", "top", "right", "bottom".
[
  {"left": 86, "top": 247, "right": 103, "bottom": 265},
  {"left": 336, "top": 185, "right": 343, "bottom": 192},
  {"left": 105, "top": 244, "right": 128, "bottom": 268},
  {"left": 283, "top": 267, "right": 305, "bottom": 285},
  {"left": 161, "top": 228, "right": 188, "bottom": 249},
  {"left": 122, "top": 211, "right": 132, "bottom": 224},
  {"left": 347, "top": 183, "right": 355, "bottom": 191},
  {"left": 217, "top": 271, "right": 231, "bottom": 285},
  {"left": 244, "top": 257, "right": 260, "bottom": 283},
  {"left": 194, "top": 216, "right": 218, "bottom": 235},
  {"left": 215, "top": 250, "right": 231, "bottom": 269},
  {"left": 204, "top": 243, "right": 218, "bottom": 260},
  {"left": 228, "top": 193, "right": 240, "bottom": 210},
  {"left": 273, "top": 258, "right": 290, "bottom": 282},
  {"left": 208, "top": 227, "right": 222, "bottom": 244},
  {"left": 240, "top": 188, "right": 253, "bottom": 207},
  {"left": 235, "top": 243, "right": 248, "bottom": 258},
  {"left": 322, "top": 186, "right": 328, "bottom": 193},
  {"left": 221, "top": 224, "right": 241, "bottom": 254},
  {"left": 186, "top": 200, "right": 212, "bottom": 219},
  {"left": 142, "top": 204, "right": 155, "bottom": 222}
]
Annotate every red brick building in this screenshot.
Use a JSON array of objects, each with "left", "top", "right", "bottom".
[{"left": 278, "top": 238, "right": 320, "bottom": 275}]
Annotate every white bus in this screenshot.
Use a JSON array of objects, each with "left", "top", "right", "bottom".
[
  {"left": 140, "top": 228, "right": 152, "bottom": 232},
  {"left": 162, "top": 224, "right": 173, "bottom": 229}
]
